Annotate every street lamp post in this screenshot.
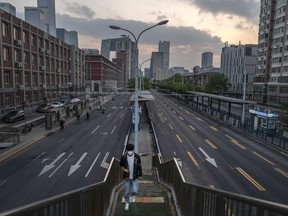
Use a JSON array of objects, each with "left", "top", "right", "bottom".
[
  {"left": 109, "top": 20, "right": 168, "bottom": 153},
  {"left": 139, "top": 58, "right": 151, "bottom": 92}
]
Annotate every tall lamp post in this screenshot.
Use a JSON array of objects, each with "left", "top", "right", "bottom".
[
  {"left": 139, "top": 58, "right": 151, "bottom": 92},
  {"left": 109, "top": 20, "right": 168, "bottom": 153}
]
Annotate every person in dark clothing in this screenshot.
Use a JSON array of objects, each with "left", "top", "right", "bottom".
[
  {"left": 119, "top": 144, "right": 142, "bottom": 211},
  {"left": 86, "top": 111, "right": 89, "bottom": 120},
  {"left": 59, "top": 119, "right": 65, "bottom": 131}
]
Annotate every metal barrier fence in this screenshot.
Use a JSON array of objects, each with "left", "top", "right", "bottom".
[
  {"left": 0, "top": 132, "right": 20, "bottom": 147},
  {"left": 152, "top": 154, "right": 288, "bottom": 216},
  {"left": 0, "top": 157, "right": 122, "bottom": 216}
]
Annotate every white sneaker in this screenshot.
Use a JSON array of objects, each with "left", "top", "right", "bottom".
[
  {"left": 124, "top": 202, "right": 129, "bottom": 211},
  {"left": 132, "top": 196, "right": 136, "bottom": 203}
]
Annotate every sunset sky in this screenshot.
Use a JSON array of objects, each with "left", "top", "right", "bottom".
[{"left": 4, "top": 0, "right": 260, "bottom": 70}]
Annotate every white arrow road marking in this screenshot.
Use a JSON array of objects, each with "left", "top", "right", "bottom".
[
  {"left": 111, "top": 125, "right": 117, "bottom": 134},
  {"left": 85, "top": 152, "right": 101, "bottom": 177},
  {"left": 68, "top": 152, "right": 88, "bottom": 176},
  {"left": 198, "top": 147, "right": 218, "bottom": 168},
  {"left": 91, "top": 125, "right": 100, "bottom": 134},
  {"left": 100, "top": 152, "right": 110, "bottom": 169},
  {"left": 39, "top": 152, "right": 66, "bottom": 176},
  {"left": 49, "top": 153, "right": 74, "bottom": 177}
]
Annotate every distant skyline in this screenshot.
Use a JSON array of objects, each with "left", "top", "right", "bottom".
[{"left": 3, "top": 0, "right": 260, "bottom": 70}]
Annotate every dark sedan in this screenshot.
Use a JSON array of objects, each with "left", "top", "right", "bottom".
[
  {"left": 36, "top": 103, "right": 53, "bottom": 113},
  {"left": 2, "top": 110, "right": 25, "bottom": 123}
]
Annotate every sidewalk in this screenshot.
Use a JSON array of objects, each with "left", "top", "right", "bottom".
[
  {"left": 110, "top": 109, "right": 176, "bottom": 216},
  {"left": 0, "top": 113, "right": 79, "bottom": 163}
]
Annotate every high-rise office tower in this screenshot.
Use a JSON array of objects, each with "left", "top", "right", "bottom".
[
  {"left": 159, "top": 41, "right": 170, "bottom": 71},
  {"left": 37, "top": 0, "right": 56, "bottom": 37},
  {"left": 201, "top": 52, "right": 213, "bottom": 69}
]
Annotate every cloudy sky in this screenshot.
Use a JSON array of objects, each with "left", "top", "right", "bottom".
[{"left": 5, "top": 0, "right": 260, "bottom": 70}]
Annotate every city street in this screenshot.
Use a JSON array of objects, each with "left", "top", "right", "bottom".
[{"left": 148, "top": 90, "right": 288, "bottom": 205}]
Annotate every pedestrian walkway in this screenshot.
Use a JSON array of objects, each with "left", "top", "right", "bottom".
[
  {"left": 110, "top": 107, "right": 176, "bottom": 216},
  {"left": 0, "top": 111, "right": 80, "bottom": 163}
]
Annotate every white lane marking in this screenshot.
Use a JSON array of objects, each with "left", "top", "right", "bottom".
[
  {"left": 58, "top": 138, "right": 64, "bottom": 143},
  {"left": 107, "top": 113, "right": 112, "bottom": 118},
  {"left": 100, "top": 152, "right": 110, "bottom": 169},
  {"left": 49, "top": 153, "right": 74, "bottom": 177},
  {"left": 111, "top": 125, "right": 117, "bottom": 134},
  {"left": 91, "top": 125, "right": 100, "bottom": 134},
  {"left": 120, "top": 113, "right": 123, "bottom": 118},
  {"left": 39, "top": 152, "right": 66, "bottom": 176},
  {"left": 34, "top": 152, "right": 45, "bottom": 161},
  {"left": 0, "top": 179, "right": 7, "bottom": 186},
  {"left": 85, "top": 152, "right": 101, "bottom": 177},
  {"left": 198, "top": 147, "right": 218, "bottom": 168},
  {"left": 68, "top": 152, "right": 88, "bottom": 176}
]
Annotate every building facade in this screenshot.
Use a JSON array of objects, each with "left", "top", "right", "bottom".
[
  {"left": 254, "top": 0, "right": 288, "bottom": 106},
  {"left": 0, "top": 10, "right": 85, "bottom": 112},
  {"left": 221, "top": 43, "right": 257, "bottom": 99},
  {"left": 84, "top": 49, "right": 124, "bottom": 95},
  {"left": 201, "top": 52, "right": 213, "bottom": 69}
]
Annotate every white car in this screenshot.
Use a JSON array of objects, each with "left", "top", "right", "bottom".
[
  {"left": 70, "top": 98, "right": 80, "bottom": 103},
  {"left": 51, "top": 102, "right": 64, "bottom": 108}
]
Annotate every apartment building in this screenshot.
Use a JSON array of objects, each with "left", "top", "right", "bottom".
[
  {"left": 254, "top": 0, "right": 288, "bottom": 106},
  {"left": 0, "top": 9, "right": 85, "bottom": 112},
  {"left": 221, "top": 43, "right": 257, "bottom": 99}
]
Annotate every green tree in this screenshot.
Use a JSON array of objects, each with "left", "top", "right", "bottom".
[
  {"left": 278, "top": 102, "right": 288, "bottom": 128},
  {"left": 204, "top": 74, "right": 229, "bottom": 93}
]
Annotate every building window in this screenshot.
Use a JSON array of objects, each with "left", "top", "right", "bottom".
[
  {"left": 5, "top": 96, "right": 11, "bottom": 107},
  {"left": 15, "top": 73, "right": 20, "bottom": 85},
  {"left": 23, "top": 31, "right": 29, "bottom": 44},
  {"left": 32, "top": 74, "right": 37, "bottom": 86},
  {"left": 4, "top": 71, "right": 11, "bottom": 84},
  {"left": 32, "top": 54, "right": 36, "bottom": 65},
  {"left": 3, "top": 47, "right": 9, "bottom": 61},
  {"left": 13, "top": 27, "right": 20, "bottom": 40},
  {"left": 24, "top": 52, "right": 29, "bottom": 64},
  {"left": 14, "top": 50, "right": 21, "bottom": 62},
  {"left": 2, "top": 22, "right": 8, "bottom": 37},
  {"left": 31, "top": 34, "right": 36, "bottom": 46},
  {"left": 25, "top": 73, "right": 29, "bottom": 85}
]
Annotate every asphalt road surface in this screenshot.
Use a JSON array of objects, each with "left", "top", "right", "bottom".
[{"left": 148, "top": 90, "right": 288, "bottom": 205}]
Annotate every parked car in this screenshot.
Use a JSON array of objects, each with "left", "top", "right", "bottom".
[
  {"left": 36, "top": 103, "right": 53, "bottom": 113},
  {"left": 51, "top": 102, "right": 64, "bottom": 108},
  {"left": 70, "top": 98, "right": 80, "bottom": 103},
  {"left": 2, "top": 110, "right": 25, "bottom": 123},
  {"left": 60, "top": 99, "right": 69, "bottom": 105}
]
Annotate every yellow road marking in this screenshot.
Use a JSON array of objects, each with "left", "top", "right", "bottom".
[
  {"left": 204, "top": 139, "right": 217, "bottom": 149},
  {"left": 179, "top": 116, "right": 184, "bottom": 121},
  {"left": 274, "top": 168, "right": 288, "bottom": 177},
  {"left": 209, "top": 126, "right": 218, "bottom": 131},
  {"left": 195, "top": 117, "right": 203, "bottom": 121},
  {"left": 236, "top": 167, "right": 266, "bottom": 191},
  {"left": 169, "top": 124, "right": 174, "bottom": 130},
  {"left": 189, "top": 125, "right": 196, "bottom": 131},
  {"left": 280, "top": 151, "right": 288, "bottom": 157},
  {"left": 252, "top": 151, "right": 275, "bottom": 165},
  {"left": 225, "top": 135, "right": 233, "bottom": 140},
  {"left": 230, "top": 140, "right": 246, "bottom": 149},
  {"left": 187, "top": 151, "right": 199, "bottom": 167},
  {"left": 176, "top": 134, "right": 183, "bottom": 143}
]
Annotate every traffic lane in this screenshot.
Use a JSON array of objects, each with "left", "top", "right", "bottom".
[
  {"left": 168, "top": 101, "right": 288, "bottom": 204},
  {"left": 0, "top": 107, "right": 130, "bottom": 211},
  {"left": 152, "top": 93, "right": 288, "bottom": 204}
]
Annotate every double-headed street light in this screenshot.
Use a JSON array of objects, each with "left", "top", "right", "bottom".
[{"left": 109, "top": 20, "right": 168, "bottom": 153}]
